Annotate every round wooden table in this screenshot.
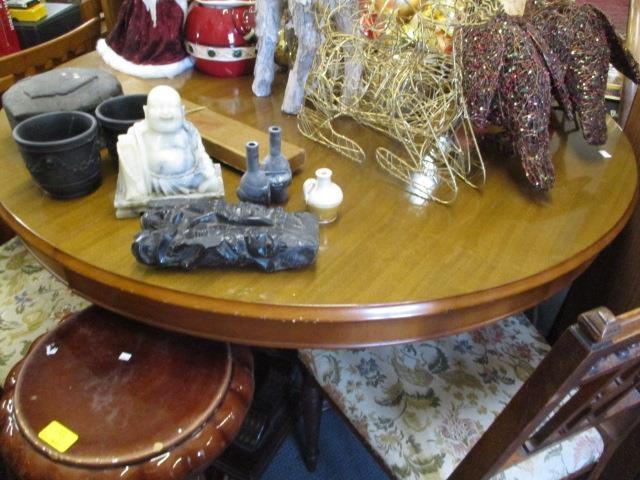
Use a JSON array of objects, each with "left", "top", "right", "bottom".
[{"left": 0, "top": 52, "right": 636, "bottom": 348}]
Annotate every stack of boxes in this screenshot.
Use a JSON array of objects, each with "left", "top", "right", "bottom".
[
  {"left": 8, "top": 0, "right": 47, "bottom": 22},
  {"left": 6, "top": 0, "right": 80, "bottom": 50}
]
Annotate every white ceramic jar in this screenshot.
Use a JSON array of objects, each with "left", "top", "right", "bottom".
[{"left": 303, "top": 168, "right": 343, "bottom": 224}]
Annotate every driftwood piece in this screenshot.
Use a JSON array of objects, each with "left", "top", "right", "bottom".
[
  {"left": 253, "top": 0, "right": 361, "bottom": 114},
  {"left": 252, "top": 0, "right": 283, "bottom": 97},
  {"left": 132, "top": 199, "right": 319, "bottom": 271},
  {"left": 282, "top": 0, "right": 323, "bottom": 114}
]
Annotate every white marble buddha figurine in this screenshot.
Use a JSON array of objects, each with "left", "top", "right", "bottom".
[{"left": 114, "top": 86, "right": 224, "bottom": 218}]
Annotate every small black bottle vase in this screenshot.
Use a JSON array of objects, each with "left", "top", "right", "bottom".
[
  {"left": 237, "top": 141, "right": 271, "bottom": 205},
  {"left": 262, "top": 126, "right": 292, "bottom": 204}
]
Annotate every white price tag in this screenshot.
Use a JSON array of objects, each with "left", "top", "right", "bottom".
[{"left": 118, "top": 352, "right": 132, "bottom": 362}]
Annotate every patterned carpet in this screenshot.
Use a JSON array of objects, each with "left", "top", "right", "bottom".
[{"left": 261, "top": 406, "right": 387, "bottom": 480}]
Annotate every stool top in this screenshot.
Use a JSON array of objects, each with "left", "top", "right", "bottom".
[{"left": 14, "top": 307, "right": 232, "bottom": 467}]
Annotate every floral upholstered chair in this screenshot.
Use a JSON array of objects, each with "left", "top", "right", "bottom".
[
  {"left": 0, "top": 238, "right": 89, "bottom": 385},
  {"left": 299, "top": 307, "right": 640, "bottom": 479}
]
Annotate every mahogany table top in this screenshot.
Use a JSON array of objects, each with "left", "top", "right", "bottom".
[{"left": 0, "top": 52, "right": 636, "bottom": 348}]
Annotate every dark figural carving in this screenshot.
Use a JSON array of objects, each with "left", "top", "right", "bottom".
[{"left": 132, "top": 199, "right": 319, "bottom": 271}]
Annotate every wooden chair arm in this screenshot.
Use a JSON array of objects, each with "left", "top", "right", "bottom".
[{"left": 0, "top": 17, "right": 101, "bottom": 80}]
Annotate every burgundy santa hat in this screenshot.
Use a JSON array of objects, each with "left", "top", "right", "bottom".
[{"left": 97, "top": 0, "right": 194, "bottom": 78}]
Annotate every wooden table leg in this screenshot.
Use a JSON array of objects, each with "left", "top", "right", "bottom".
[
  {"left": 212, "top": 349, "right": 295, "bottom": 480},
  {"left": 301, "top": 368, "right": 324, "bottom": 472}
]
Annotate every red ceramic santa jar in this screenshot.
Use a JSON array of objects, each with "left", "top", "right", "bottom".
[{"left": 184, "top": 0, "right": 256, "bottom": 77}]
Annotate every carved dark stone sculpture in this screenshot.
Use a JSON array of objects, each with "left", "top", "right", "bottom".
[{"left": 132, "top": 199, "right": 319, "bottom": 271}]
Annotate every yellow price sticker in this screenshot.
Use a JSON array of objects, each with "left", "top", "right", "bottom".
[{"left": 38, "top": 421, "right": 79, "bottom": 453}]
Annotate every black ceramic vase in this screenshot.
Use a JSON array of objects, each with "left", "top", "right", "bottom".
[
  {"left": 13, "top": 111, "right": 101, "bottom": 199},
  {"left": 95, "top": 94, "right": 147, "bottom": 167},
  {"left": 262, "top": 126, "right": 292, "bottom": 204},
  {"left": 237, "top": 141, "right": 271, "bottom": 205}
]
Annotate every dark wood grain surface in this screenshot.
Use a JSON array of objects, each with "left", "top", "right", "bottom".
[{"left": 0, "top": 307, "right": 254, "bottom": 479}]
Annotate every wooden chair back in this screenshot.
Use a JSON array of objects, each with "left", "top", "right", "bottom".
[
  {"left": 452, "top": 307, "right": 640, "bottom": 480},
  {"left": 0, "top": 0, "right": 103, "bottom": 95},
  {"left": 624, "top": 88, "right": 640, "bottom": 158},
  {"left": 99, "top": 0, "right": 124, "bottom": 34}
]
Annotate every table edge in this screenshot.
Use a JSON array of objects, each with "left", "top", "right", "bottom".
[{"left": 1, "top": 182, "right": 636, "bottom": 347}]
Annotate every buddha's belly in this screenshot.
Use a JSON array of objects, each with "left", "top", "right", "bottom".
[{"left": 148, "top": 148, "right": 196, "bottom": 176}]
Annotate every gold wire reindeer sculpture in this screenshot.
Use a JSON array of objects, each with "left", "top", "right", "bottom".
[{"left": 298, "top": 0, "right": 501, "bottom": 204}]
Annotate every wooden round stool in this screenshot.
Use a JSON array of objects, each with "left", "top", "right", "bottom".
[{"left": 0, "top": 307, "right": 253, "bottom": 480}]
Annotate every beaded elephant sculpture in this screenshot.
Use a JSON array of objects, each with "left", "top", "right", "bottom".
[
  {"left": 526, "top": 0, "right": 640, "bottom": 145},
  {"left": 459, "top": 1, "right": 640, "bottom": 190},
  {"left": 458, "top": 13, "right": 572, "bottom": 190}
]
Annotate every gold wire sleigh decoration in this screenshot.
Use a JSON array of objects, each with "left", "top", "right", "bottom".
[{"left": 297, "top": 0, "right": 500, "bottom": 204}]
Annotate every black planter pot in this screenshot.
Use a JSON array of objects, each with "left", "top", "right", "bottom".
[
  {"left": 13, "top": 111, "right": 101, "bottom": 199},
  {"left": 95, "top": 94, "right": 147, "bottom": 166}
]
